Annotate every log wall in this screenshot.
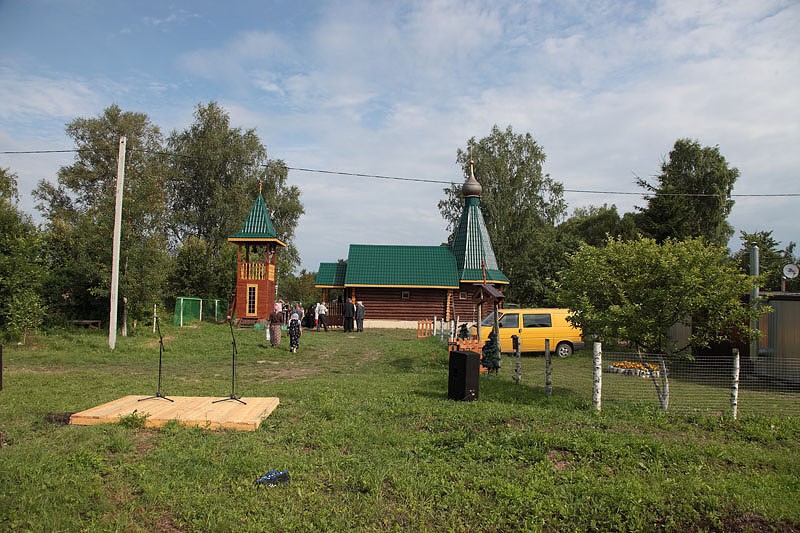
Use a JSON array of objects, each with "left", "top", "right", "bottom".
[
  {"left": 453, "top": 286, "right": 479, "bottom": 324},
  {"left": 348, "top": 287, "right": 449, "bottom": 320}
]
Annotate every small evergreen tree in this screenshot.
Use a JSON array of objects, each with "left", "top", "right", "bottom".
[{"left": 481, "top": 330, "right": 501, "bottom": 373}]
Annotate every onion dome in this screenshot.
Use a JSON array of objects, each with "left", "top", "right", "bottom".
[{"left": 462, "top": 160, "right": 483, "bottom": 197}]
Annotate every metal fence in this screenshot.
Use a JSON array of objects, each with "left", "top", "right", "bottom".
[
  {"left": 595, "top": 344, "right": 799, "bottom": 418},
  {"left": 441, "top": 335, "right": 800, "bottom": 418}
]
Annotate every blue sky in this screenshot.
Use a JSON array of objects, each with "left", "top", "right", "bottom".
[{"left": 1, "top": 0, "right": 798, "bottom": 272}]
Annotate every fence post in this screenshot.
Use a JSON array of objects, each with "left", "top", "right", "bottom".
[
  {"left": 512, "top": 335, "right": 521, "bottom": 384},
  {"left": 731, "top": 348, "right": 740, "bottom": 420},
  {"left": 592, "top": 342, "right": 602, "bottom": 411},
  {"left": 545, "top": 339, "right": 552, "bottom": 396}
]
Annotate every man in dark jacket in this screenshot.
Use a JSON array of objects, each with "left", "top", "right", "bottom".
[{"left": 343, "top": 298, "right": 355, "bottom": 332}]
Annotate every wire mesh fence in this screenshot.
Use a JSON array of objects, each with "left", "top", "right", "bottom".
[
  {"left": 600, "top": 350, "right": 799, "bottom": 418},
  {"left": 487, "top": 342, "right": 800, "bottom": 419}
]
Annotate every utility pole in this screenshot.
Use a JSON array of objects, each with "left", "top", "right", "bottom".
[
  {"left": 749, "top": 244, "right": 759, "bottom": 363},
  {"left": 109, "top": 136, "right": 126, "bottom": 350}
]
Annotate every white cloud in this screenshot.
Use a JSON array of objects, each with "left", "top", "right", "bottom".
[
  {"left": 0, "top": 67, "right": 100, "bottom": 122},
  {"left": 179, "top": 30, "right": 293, "bottom": 89},
  {"left": 2, "top": 0, "right": 798, "bottom": 270}
]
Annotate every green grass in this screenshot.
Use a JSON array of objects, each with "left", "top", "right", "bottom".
[{"left": 1, "top": 323, "right": 798, "bottom": 531}]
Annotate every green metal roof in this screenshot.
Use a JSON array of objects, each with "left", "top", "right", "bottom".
[
  {"left": 315, "top": 262, "right": 347, "bottom": 287},
  {"left": 450, "top": 197, "right": 509, "bottom": 284},
  {"left": 342, "top": 244, "right": 460, "bottom": 288},
  {"left": 228, "top": 193, "right": 285, "bottom": 245}
]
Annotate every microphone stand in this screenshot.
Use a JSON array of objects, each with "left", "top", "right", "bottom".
[
  {"left": 214, "top": 318, "right": 246, "bottom": 404},
  {"left": 140, "top": 314, "right": 173, "bottom": 402}
]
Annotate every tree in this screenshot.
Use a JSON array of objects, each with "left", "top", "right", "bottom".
[
  {"left": 0, "top": 168, "right": 44, "bottom": 342},
  {"left": 439, "top": 125, "right": 569, "bottom": 305},
  {"left": 169, "top": 235, "right": 231, "bottom": 298},
  {"left": 559, "top": 204, "right": 640, "bottom": 246},
  {"left": 558, "top": 237, "right": 764, "bottom": 410},
  {"left": 278, "top": 269, "right": 321, "bottom": 306},
  {"left": 636, "top": 139, "right": 738, "bottom": 247},
  {"left": 166, "top": 102, "right": 304, "bottom": 298},
  {"left": 34, "top": 105, "right": 170, "bottom": 324},
  {"left": 733, "top": 230, "right": 798, "bottom": 292}
]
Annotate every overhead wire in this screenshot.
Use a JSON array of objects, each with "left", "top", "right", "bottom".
[{"left": 2, "top": 147, "right": 799, "bottom": 198}]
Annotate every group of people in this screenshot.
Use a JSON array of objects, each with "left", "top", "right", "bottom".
[
  {"left": 307, "top": 300, "right": 364, "bottom": 332},
  {"left": 342, "top": 300, "right": 365, "bottom": 333},
  {"left": 266, "top": 299, "right": 366, "bottom": 352},
  {"left": 268, "top": 301, "right": 304, "bottom": 353}
]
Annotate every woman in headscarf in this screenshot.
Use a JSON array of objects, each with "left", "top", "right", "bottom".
[
  {"left": 288, "top": 311, "right": 302, "bottom": 353},
  {"left": 268, "top": 302, "right": 282, "bottom": 347}
]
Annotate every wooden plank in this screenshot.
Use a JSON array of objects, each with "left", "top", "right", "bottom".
[{"left": 69, "top": 395, "right": 279, "bottom": 431}]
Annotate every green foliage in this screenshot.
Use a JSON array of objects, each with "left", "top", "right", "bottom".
[
  {"left": 26, "top": 101, "right": 305, "bottom": 331},
  {"left": 733, "top": 230, "right": 798, "bottom": 292},
  {"left": 439, "top": 125, "right": 570, "bottom": 305},
  {"left": 636, "top": 139, "right": 738, "bottom": 247},
  {"left": 480, "top": 329, "right": 501, "bottom": 372},
  {"left": 167, "top": 101, "right": 267, "bottom": 251},
  {"left": 34, "top": 105, "right": 170, "bottom": 322},
  {"left": 0, "top": 168, "right": 44, "bottom": 342},
  {"left": 166, "top": 102, "right": 304, "bottom": 294},
  {"left": 559, "top": 204, "right": 641, "bottom": 246},
  {"left": 278, "top": 268, "right": 321, "bottom": 306},
  {"left": 117, "top": 410, "right": 149, "bottom": 429},
  {"left": 168, "top": 236, "right": 236, "bottom": 300},
  {"left": 260, "top": 159, "right": 304, "bottom": 281},
  {"left": 558, "top": 237, "right": 764, "bottom": 356},
  {"left": 0, "top": 327, "right": 797, "bottom": 531}
]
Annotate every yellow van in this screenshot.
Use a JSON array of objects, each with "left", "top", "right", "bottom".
[{"left": 480, "top": 308, "right": 584, "bottom": 357}]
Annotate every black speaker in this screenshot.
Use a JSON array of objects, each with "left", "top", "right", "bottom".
[{"left": 448, "top": 350, "right": 480, "bottom": 401}]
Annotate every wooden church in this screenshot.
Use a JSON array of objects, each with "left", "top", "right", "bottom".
[
  {"left": 228, "top": 190, "right": 285, "bottom": 325},
  {"left": 315, "top": 164, "right": 508, "bottom": 327}
]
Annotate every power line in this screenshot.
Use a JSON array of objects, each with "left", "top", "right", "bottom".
[
  {"left": 1, "top": 149, "right": 86, "bottom": 155},
  {"left": 3, "top": 147, "right": 799, "bottom": 198},
  {"left": 285, "top": 166, "right": 446, "bottom": 185}
]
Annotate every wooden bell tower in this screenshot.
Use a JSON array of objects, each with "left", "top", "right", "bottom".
[{"left": 228, "top": 190, "right": 285, "bottom": 323}]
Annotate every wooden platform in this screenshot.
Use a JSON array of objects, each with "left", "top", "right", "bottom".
[{"left": 69, "top": 395, "right": 280, "bottom": 431}]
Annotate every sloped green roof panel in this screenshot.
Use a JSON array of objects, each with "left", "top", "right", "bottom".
[
  {"left": 459, "top": 268, "right": 509, "bottom": 283},
  {"left": 344, "top": 244, "right": 460, "bottom": 288},
  {"left": 451, "top": 197, "right": 509, "bottom": 284},
  {"left": 316, "top": 262, "right": 347, "bottom": 287},
  {"left": 228, "top": 193, "right": 284, "bottom": 244}
]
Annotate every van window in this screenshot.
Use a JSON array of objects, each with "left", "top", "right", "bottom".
[
  {"left": 523, "top": 313, "right": 551, "bottom": 328},
  {"left": 498, "top": 313, "right": 519, "bottom": 329}
]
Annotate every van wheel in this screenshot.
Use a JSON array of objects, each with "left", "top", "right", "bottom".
[{"left": 555, "top": 342, "right": 573, "bottom": 358}]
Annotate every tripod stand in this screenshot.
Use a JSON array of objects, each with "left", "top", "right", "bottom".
[
  {"left": 139, "top": 315, "right": 173, "bottom": 402},
  {"left": 214, "top": 318, "right": 246, "bottom": 405}
]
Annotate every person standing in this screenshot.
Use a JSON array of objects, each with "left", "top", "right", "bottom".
[
  {"left": 268, "top": 303, "right": 283, "bottom": 347},
  {"left": 281, "top": 300, "right": 289, "bottom": 324},
  {"left": 355, "top": 301, "right": 365, "bottom": 332},
  {"left": 343, "top": 298, "right": 355, "bottom": 332},
  {"left": 293, "top": 302, "right": 304, "bottom": 325},
  {"left": 317, "top": 301, "right": 328, "bottom": 332},
  {"left": 288, "top": 311, "right": 302, "bottom": 353}
]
